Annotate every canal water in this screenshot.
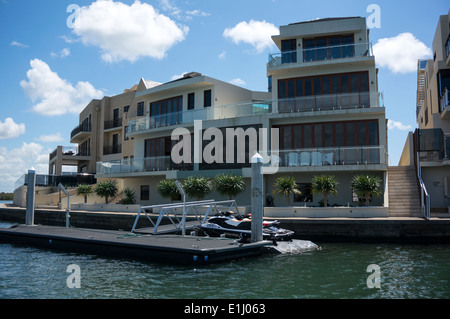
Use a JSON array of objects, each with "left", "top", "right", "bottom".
[{"left": 0, "top": 221, "right": 449, "bottom": 299}]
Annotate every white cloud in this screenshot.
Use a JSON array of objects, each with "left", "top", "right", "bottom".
[
  {"left": 229, "top": 78, "right": 246, "bottom": 86},
  {"left": 0, "top": 118, "right": 26, "bottom": 140},
  {"left": 72, "top": 0, "right": 189, "bottom": 63},
  {"left": 373, "top": 33, "right": 432, "bottom": 74},
  {"left": 35, "top": 133, "right": 65, "bottom": 143},
  {"left": 223, "top": 20, "right": 279, "bottom": 53},
  {"left": 20, "top": 59, "right": 103, "bottom": 116},
  {"left": 186, "top": 9, "right": 210, "bottom": 18},
  {"left": 10, "top": 40, "right": 28, "bottom": 48},
  {"left": 218, "top": 51, "right": 226, "bottom": 60},
  {"left": 387, "top": 119, "right": 413, "bottom": 131},
  {"left": 0, "top": 142, "right": 49, "bottom": 192},
  {"left": 51, "top": 48, "right": 70, "bottom": 58}
]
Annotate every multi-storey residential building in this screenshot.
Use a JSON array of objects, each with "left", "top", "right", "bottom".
[
  {"left": 48, "top": 78, "right": 161, "bottom": 176},
  {"left": 93, "top": 16, "right": 389, "bottom": 211},
  {"left": 400, "top": 10, "right": 450, "bottom": 215}
]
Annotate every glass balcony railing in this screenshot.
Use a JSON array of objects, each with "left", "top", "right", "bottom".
[
  {"left": 271, "top": 146, "right": 385, "bottom": 167},
  {"left": 268, "top": 42, "right": 373, "bottom": 67},
  {"left": 277, "top": 92, "right": 382, "bottom": 113},
  {"left": 127, "top": 101, "right": 272, "bottom": 134},
  {"left": 96, "top": 156, "right": 193, "bottom": 175}
]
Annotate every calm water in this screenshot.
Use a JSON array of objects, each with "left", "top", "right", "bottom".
[{"left": 0, "top": 221, "right": 449, "bottom": 299}]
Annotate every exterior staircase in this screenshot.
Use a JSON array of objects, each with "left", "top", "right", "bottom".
[{"left": 388, "top": 166, "right": 422, "bottom": 217}]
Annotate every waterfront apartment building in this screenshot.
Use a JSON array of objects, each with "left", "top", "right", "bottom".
[
  {"left": 48, "top": 17, "right": 392, "bottom": 216},
  {"left": 89, "top": 16, "right": 389, "bottom": 211},
  {"left": 400, "top": 10, "right": 450, "bottom": 215}
]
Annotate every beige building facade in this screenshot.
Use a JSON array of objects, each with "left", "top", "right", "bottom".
[{"left": 400, "top": 10, "right": 450, "bottom": 214}]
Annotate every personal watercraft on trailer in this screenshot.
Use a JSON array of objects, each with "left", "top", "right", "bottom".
[{"left": 198, "top": 211, "right": 294, "bottom": 242}]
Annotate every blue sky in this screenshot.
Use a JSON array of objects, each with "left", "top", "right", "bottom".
[{"left": 0, "top": 0, "right": 448, "bottom": 192}]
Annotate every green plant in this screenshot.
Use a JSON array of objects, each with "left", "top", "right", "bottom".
[
  {"left": 352, "top": 175, "right": 383, "bottom": 206},
  {"left": 157, "top": 179, "right": 181, "bottom": 203},
  {"left": 76, "top": 184, "right": 93, "bottom": 203},
  {"left": 273, "top": 176, "right": 301, "bottom": 206},
  {"left": 120, "top": 187, "right": 136, "bottom": 205},
  {"left": 95, "top": 180, "right": 118, "bottom": 204},
  {"left": 214, "top": 173, "right": 245, "bottom": 200},
  {"left": 182, "top": 176, "right": 213, "bottom": 201},
  {"left": 311, "top": 175, "right": 338, "bottom": 207}
]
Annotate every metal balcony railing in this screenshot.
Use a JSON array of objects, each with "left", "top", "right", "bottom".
[
  {"left": 104, "top": 118, "right": 123, "bottom": 130},
  {"left": 70, "top": 122, "right": 91, "bottom": 139},
  {"left": 103, "top": 144, "right": 122, "bottom": 155}
]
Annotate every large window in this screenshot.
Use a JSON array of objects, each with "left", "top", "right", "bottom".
[
  {"left": 137, "top": 101, "right": 145, "bottom": 116},
  {"left": 278, "top": 71, "right": 370, "bottom": 112},
  {"left": 275, "top": 119, "right": 380, "bottom": 164},
  {"left": 281, "top": 39, "right": 297, "bottom": 64},
  {"left": 150, "top": 96, "right": 182, "bottom": 127},
  {"left": 276, "top": 120, "right": 379, "bottom": 149},
  {"left": 303, "top": 34, "right": 354, "bottom": 62},
  {"left": 204, "top": 89, "right": 212, "bottom": 107}
]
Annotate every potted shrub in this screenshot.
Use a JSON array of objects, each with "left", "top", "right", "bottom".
[
  {"left": 120, "top": 187, "right": 136, "bottom": 205},
  {"left": 311, "top": 175, "right": 338, "bottom": 207},
  {"left": 95, "top": 180, "right": 118, "bottom": 204},
  {"left": 157, "top": 179, "right": 181, "bottom": 203},
  {"left": 182, "top": 176, "right": 213, "bottom": 201},
  {"left": 214, "top": 173, "right": 245, "bottom": 200},
  {"left": 76, "top": 184, "right": 93, "bottom": 203},
  {"left": 273, "top": 176, "right": 301, "bottom": 206},
  {"left": 352, "top": 175, "right": 382, "bottom": 206}
]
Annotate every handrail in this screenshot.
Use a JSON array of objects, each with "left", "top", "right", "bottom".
[
  {"left": 417, "top": 152, "right": 431, "bottom": 219},
  {"left": 131, "top": 199, "right": 239, "bottom": 234}
]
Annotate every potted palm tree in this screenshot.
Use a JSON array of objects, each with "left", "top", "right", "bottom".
[
  {"left": 311, "top": 175, "right": 338, "bottom": 207},
  {"left": 95, "top": 180, "right": 118, "bottom": 204},
  {"left": 76, "top": 184, "right": 93, "bottom": 203},
  {"left": 352, "top": 175, "right": 382, "bottom": 206},
  {"left": 214, "top": 173, "right": 245, "bottom": 200},
  {"left": 157, "top": 179, "right": 181, "bottom": 203},
  {"left": 273, "top": 176, "right": 302, "bottom": 206},
  {"left": 182, "top": 176, "right": 213, "bottom": 201}
]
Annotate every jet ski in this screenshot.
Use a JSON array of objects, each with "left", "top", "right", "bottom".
[{"left": 198, "top": 211, "right": 294, "bottom": 242}]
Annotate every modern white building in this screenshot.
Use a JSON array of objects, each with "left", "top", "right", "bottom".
[{"left": 93, "top": 17, "right": 391, "bottom": 215}]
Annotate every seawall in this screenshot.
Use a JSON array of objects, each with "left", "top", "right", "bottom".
[{"left": 1, "top": 206, "right": 450, "bottom": 243}]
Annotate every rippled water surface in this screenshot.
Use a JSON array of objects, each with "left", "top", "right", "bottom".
[{"left": 0, "top": 222, "right": 449, "bottom": 299}]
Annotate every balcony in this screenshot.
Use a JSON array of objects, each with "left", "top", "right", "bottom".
[
  {"left": 416, "top": 129, "right": 450, "bottom": 163},
  {"left": 96, "top": 156, "right": 193, "bottom": 176},
  {"left": 277, "top": 92, "right": 383, "bottom": 113},
  {"left": 70, "top": 122, "right": 92, "bottom": 143},
  {"left": 127, "top": 100, "right": 272, "bottom": 135},
  {"left": 268, "top": 42, "right": 373, "bottom": 69},
  {"left": 104, "top": 118, "right": 123, "bottom": 130},
  {"left": 272, "top": 146, "right": 385, "bottom": 168},
  {"left": 103, "top": 143, "right": 122, "bottom": 155}
]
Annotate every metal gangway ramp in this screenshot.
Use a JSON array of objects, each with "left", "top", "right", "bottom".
[{"left": 131, "top": 199, "right": 240, "bottom": 235}]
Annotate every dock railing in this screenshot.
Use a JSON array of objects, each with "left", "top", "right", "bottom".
[
  {"left": 417, "top": 152, "right": 431, "bottom": 219},
  {"left": 131, "top": 199, "right": 240, "bottom": 235}
]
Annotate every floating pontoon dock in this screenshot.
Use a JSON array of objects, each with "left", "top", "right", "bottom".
[{"left": 0, "top": 224, "right": 273, "bottom": 265}]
